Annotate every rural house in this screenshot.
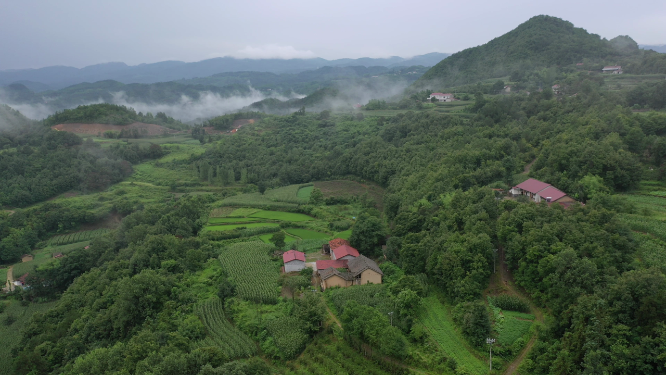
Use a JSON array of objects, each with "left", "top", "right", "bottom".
[
  {"left": 318, "top": 255, "right": 383, "bottom": 290},
  {"left": 510, "top": 178, "right": 577, "bottom": 206},
  {"left": 282, "top": 250, "right": 306, "bottom": 273},
  {"left": 13, "top": 273, "right": 29, "bottom": 287},
  {"left": 53, "top": 252, "right": 64, "bottom": 259},
  {"left": 21, "top": 254, "right": 33, "bottom": 262},
  {"left": 602, "top": 65, "right": 623, "bottom": 74},
  {"left": 428, "top": 93, "right": 454, "bottom": 102},
  {"left": 322, "top": 238, "right": 350, "bottom": 255},
  {"left": 331, "top": 244, "right": 360, "bottom": 261}
]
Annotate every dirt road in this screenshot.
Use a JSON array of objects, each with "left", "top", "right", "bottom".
[{"left": 6, "top": 265, "right": 14, "bottom": 292}]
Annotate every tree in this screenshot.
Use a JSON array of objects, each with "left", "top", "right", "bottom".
[
  {"left": 270, "top": 231, "right": 286, "bottom": 249},
  {"left": 294, "top": 293, "right": 326, "bottom": 335},
  {"left": 349, "top": 212, "right": 387, "bottom": 257},
  {"left": 308, "top": 187, "right": 324, "bottom": 205}
]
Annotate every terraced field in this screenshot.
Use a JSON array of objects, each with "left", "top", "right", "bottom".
[{"left": 284, "top": 228, "right": 330, "bottom": 240}]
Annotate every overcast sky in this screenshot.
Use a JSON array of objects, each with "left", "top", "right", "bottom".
[{"left": 1, "top": 0, "right": 665, "bottom": 70}]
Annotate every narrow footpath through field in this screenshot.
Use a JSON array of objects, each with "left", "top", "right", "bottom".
[
  {"left": 523, "top": 158, "right": 537, "bottom": 174},
  {"left": 6, "top": 265, "right": 14, "bottom": 292},
  {"left": 493, "top": 247, "right": 544, "bottom": 375}
]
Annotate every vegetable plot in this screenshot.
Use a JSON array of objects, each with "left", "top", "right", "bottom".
[{"left": 218, "top": 241, "right": 279, "bottom": 303}]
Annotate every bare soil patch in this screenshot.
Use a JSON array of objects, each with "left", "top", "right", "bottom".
[
  {"left": 52, "top": 122, "right": 179, "bottom": 136},
  {"left": 314, "top": 180, "right": 385, "bottom": 209}
]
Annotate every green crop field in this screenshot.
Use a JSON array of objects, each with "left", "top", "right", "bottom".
[
  {"left": 221, "top": 192, "right": 299, "bottom": 209},
  {"left": 297, "top": 185, "right": 313, "bottom": 200},
  {"left": 218, "top": 241, "right": 280, "bottom": 303},
  {"left": 47, "top": 229, "right": 109, "bottom": 246},
  {"left": 209, "top": 217, "right": 263, "bottom": 224},
  {"left": 264, "top": 183, "right": 312, "bottom": 204},
  {"left": 285, "top": 335, "right": 396, "bottom": 375},
  {"left": 204, "top": 223, "right": 280, "bottom": 232},
  {"left": 194, "top": 297, "right": 256, "bottom": 358},
  {"left": 249, "top": 210, "right": 313, "bottom": 222},
  {"left": 284, "top": 228, "right": 330, "bottom": 240},
  {"left": 289, "top": 239, "right": 330, "bottom": 253},
  {"left": 635, "top": 233, "right": 666, "bottom": 272},
  {"left": 333, "top": 229, "right": 352, "bottom": 240},
  {"left": 619, "top": 213, "right": 666, "bottom": 242},
  {"left": 0, "top": 301, "right": 57, "bottom": 370},
  {"left": 498, "top": 311, "right": 534, "bottom": 346},
  {"left": 0, "top": 268, "right": 7, "bottom": 283},
  {"left": 420, "top": 296, "right": 487, "bottom": 375},
  {"left": 259, "top": 232, "right": 298, "bottom": 244},
  {"left": 228, "top": 208, "right": 262, "bottom": 217}
]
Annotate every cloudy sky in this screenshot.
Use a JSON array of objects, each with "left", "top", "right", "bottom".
[{"left": 1, "top": 0, "right": 665, "bottom": 70}]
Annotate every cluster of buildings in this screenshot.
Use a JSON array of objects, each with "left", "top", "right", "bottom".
[
  {"left": 281, "top": 238, "right": 383, "bottom": 291},
  {"left": 428, "top": 93, "right": 455, "bottom": 102}
]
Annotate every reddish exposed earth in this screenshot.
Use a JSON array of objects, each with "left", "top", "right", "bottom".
[{"left": 51, "top": 122, "right": 180, "bottom": 136}]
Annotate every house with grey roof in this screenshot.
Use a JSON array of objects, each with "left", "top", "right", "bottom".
[{"left": 318, "top": 254, "right": 383, "bottom": 290}]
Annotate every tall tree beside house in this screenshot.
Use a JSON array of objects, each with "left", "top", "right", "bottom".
[{"left": 349, "top": 212, "right": 387, "bottom": 257}]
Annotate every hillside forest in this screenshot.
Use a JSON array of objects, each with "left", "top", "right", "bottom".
[{"left": 1, "top": 14, "right": 666, "bottom": 375}]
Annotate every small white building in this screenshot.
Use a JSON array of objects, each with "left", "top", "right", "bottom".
[
  {"left": 602, "top": 66, "right": 623, "bottom": 74},
  {"left": 283, "top": 250, "right": 306, "bottom": 273},
  {"left": 428, "top": 93, "right": 455, "bottom": 102}
]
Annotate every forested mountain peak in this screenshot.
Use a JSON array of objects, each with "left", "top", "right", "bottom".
[{"left": 412, "top": 15, "right": 626, "bottom": 89}]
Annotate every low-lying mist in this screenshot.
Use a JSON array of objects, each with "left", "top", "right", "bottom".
[{"left": 0, "top": 87, "right": 303, "bottom": 123}]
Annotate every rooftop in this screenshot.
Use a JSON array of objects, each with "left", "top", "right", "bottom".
[
  {"left": 282, "top": 250, "right": 305, "bottom": 263},
  {"left": 333, "top": 244, "right": 360, "bottom": 259},
  {"left": 316, "top": 259, "right": 348, "bottom": 270},
  {"left": 328, "top": 238, "right": 350, "bottom": 250},
  {"left": 538, "top": 186, "right": 567, "bottom": 201},
  {"left": 515, "top": 178, "right": 552, "bottom": 194},
  {"left": 347, "top": 255, "right": 383, "bottom": 276}
]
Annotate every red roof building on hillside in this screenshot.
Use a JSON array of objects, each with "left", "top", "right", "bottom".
[
  {"left": 510, "top": 178, "right": 577, "bottom": 206},
  {"left": 332, "top": 245, "right": 360, "bottom": 261},
  {"left": 316, "top": 259, "right": 348, "bottom": 270}
]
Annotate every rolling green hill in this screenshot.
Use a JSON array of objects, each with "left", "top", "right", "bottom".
[{"left": 412, "top": 15, "right": 633, "bottom": 90}]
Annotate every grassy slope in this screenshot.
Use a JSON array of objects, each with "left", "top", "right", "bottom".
[
  {"left": 0, "top": 301, "right": 57, "bottom": 369},
  {"left": 420, "top": 296, "right": 487, "bottom": 375}
]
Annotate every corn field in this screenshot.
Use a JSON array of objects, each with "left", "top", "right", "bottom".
[
  {"left": 47, "top": 229, "right": 110, "bottom": 246},
  {"left": 265, "top": 316, "right": 309, "bottom": 359},
  {"left": 194, "top": 297, "right": 256, "bottom": 358},
  {"left": 218, "top": 241, "right": 279, "bottom": 304}
]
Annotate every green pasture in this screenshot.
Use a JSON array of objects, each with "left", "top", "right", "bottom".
[
  {"left": 228, "top": 208, "right": 262, "bottom": 217},
  {"left": 297, "top": 185, "right": 313, "bottom": 200},
  {"left": 498, "top": 311, "right": 534, "bottom": 346},
  {"left": 284, "top": 228, "right": 330, "bottom": 240},
  {"left": 209, "top": 217, "right": 262, "bottom": 224},
  {"left": 249, "top": 210, "right": 313, "bottom": 222},
  {"left": 420, "top": 296, "right": 487, "bottom": 375},
  {"left": 0, "top": 301, "right": 57, "bottom": 370},
  {"left": 204, "top": 223, "right": 280, "bottom": 232},
  {"left": 333, "top": 229, "right": 352, "bottom": 240},
  {"left": 259, "top": 232, "right": 298, "bottom": 244}
]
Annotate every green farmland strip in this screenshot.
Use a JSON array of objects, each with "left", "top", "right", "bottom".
[
  {"left": 297, "top": 185, "right": 314, "bottom": 200},
  {"left": 284, "top": 228, "right": 330, "bottom": 240},
  {"left": 249, "top": 210, "right": 313, "bottom": 222},
  {"left": 204, "top": 223, "right": 280, "bottom": 232},
  {"left": 259, "top": 233, "right": 297, "bottom": 244},
  {"left": 420, "top": 296, "right": 486, "bottom": 374},
  {"left": 333, "top": 229, "right": 352, "bottom": 240},
  {"left": 208, "top": 217, "right": 262, "bottom": 224}
]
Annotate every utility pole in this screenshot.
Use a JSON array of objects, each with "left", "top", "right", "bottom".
[
  {"left": 486, "top": 338, "right": 495, "bottom": 373},
  {"left": 388, "top": 311, "right": 394, "bottom": 326}
]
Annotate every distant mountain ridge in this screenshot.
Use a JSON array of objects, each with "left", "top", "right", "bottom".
[
  {"left": 0, "top": 53, "right": 449, "bottom": 91},
  {"left": 413, "top": 15, "right": 644, "bottom": 90},
  {"left": 640, "top": 45, "right": 666, "bottom": 53}
]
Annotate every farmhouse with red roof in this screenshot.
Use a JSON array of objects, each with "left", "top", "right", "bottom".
[
  {"left": 428, "top": 93, "right": 455, "bottom": 102},
  {"left": 331, "top": 244, "right": 360, "bottom": 261},
  {"left": 322, "top": 238, "right": 350, "bottom": 255},
  {"left": 510, "top": 178, "right": 577, "bottom": 206},
  {"left": 315, "top": 259, "right": 348, "bottom": 270},
  {"left": 282, "top": 250, "right": 306, "bottom": 273}
]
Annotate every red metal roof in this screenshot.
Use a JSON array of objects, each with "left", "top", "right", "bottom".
[
  {"left": 537, "top": 186, "right": 567, "bottom": 202},
  {"left": 329, "top": 238, "right": 350, "bottom": 250},
  {"left": 515, "top": 178, "right": 551, "bottom": 194},
  {"left": 316, "top": 259, "right": 348, "bottom": 270},
  {"left": 282, "top": 250, "right": 305, "bottom": 263},
  {"left": 333, "top": 245, "right": 360, "bottom": 259}
]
